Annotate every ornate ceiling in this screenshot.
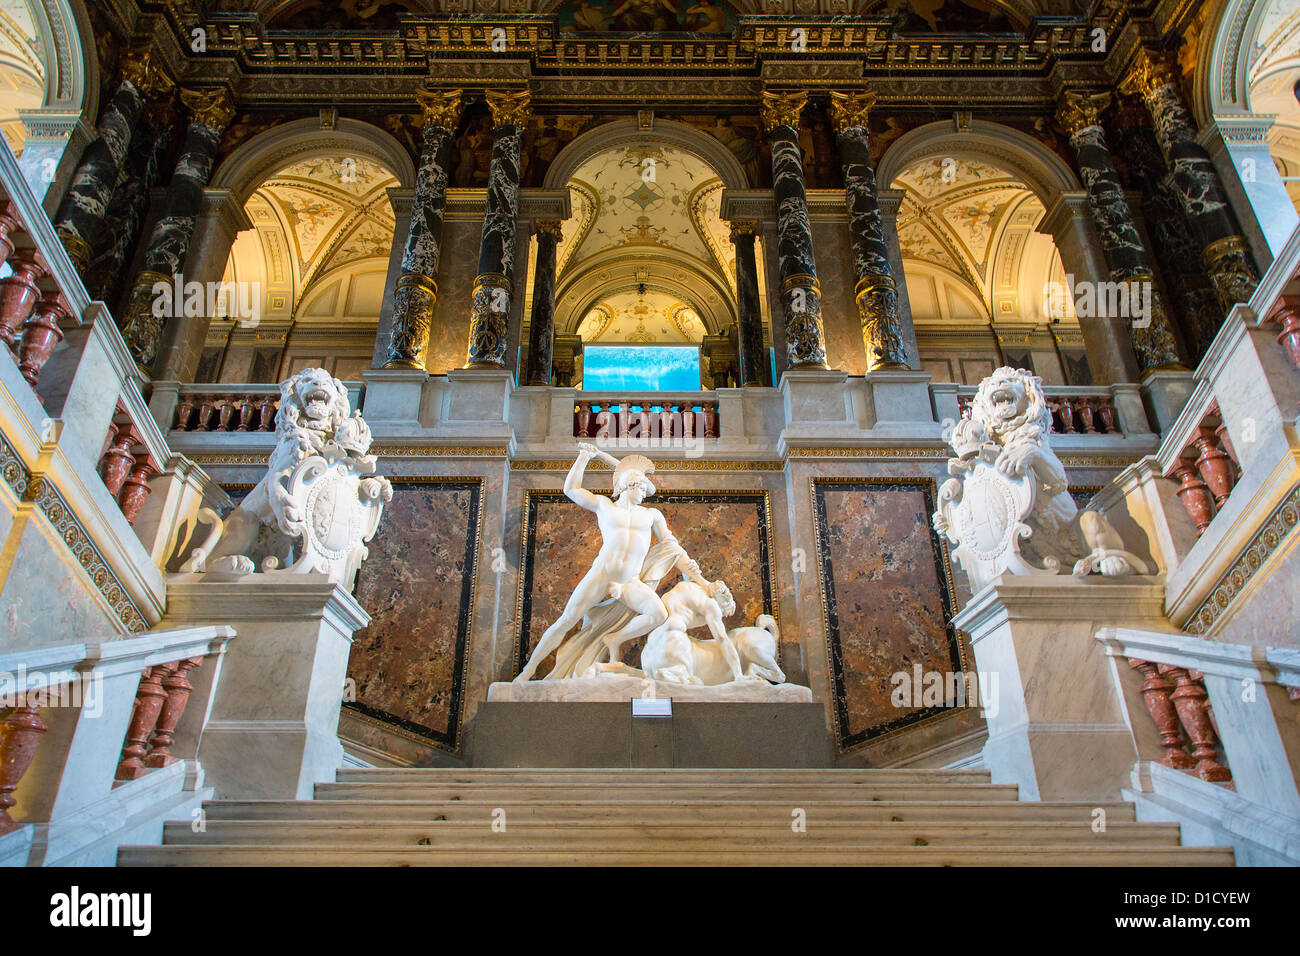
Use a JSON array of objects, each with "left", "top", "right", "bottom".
[
  {"left": 0, "top": 0, "right": 43, "bottom": 156},
  {"left": 224, "top": 155, "right": 398, "bottom": 324},
  {"left": 575, "top": 289, "right": 708, "bottom": 343},
  {"left": 891, "top": 155, "right": 1068, "bottom": 325},
  {"left": 1247, "top": 1, "right": 1300, "bottom": 211}
]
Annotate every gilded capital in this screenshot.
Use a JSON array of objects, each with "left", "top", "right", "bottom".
[
  {"left": 1055, "top": 90, "right": 1111, "bottom": 136},
  {"left": 1120, "top": 48, "right": 1178, "bottom": 101},
  {"left": 485, "top": 89, "right": 531, "bottom": 129},
  {"left": 180, "top": 87, "right": 236, "bottom": 133},
  {"left": 535, "top": 219, "right": 564, "bottom": 241},
  {"left": 120, "top": 48, "right": 173, "bottom": 98},
  {"left": 728, "top": 219, "right": 760, "bottom": 242},
  {"left": 828, "top": 90, "right": 876, "bottom": 132},
  {"left": 416, "top": 88, "right": 464, "bottom": 129},
  {"left": 760, "top": 90, "right": 807, "bottom": 133}
]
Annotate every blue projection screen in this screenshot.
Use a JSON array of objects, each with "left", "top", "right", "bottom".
[{"left": 582, "top": 345, "right": 701, "bottom": 391}]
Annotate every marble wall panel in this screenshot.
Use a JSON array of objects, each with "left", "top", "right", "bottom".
[
  {"left": 811, "top": 477, "right": 962, "bottom": 751},
  {"left": 811, "top": 220, "right": 866, "bottom": 377},
  {"left": 515, "top": 490, "right": 777, "bottom": 675},
  {"left": 344, "top": 479, "right": 484, "bottom": 752}
]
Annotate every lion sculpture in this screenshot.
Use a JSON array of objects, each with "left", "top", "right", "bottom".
[
  {"left": 933, "top": 367, "right": 1147, "bottom": 582},
  {"left": 181, "top": 368, "right": 391, "bottom": 576}
]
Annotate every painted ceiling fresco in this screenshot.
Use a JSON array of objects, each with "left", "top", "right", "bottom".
[{"left": 576, "top": 289, "right": 708, "bottom": 343}]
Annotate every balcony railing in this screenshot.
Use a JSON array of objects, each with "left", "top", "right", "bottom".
[
  {"left": 573, "top": 392, "right": 720, "bottom": 439},
  {"left": 952, "top": 384, "right": 1130, "bottom": 435}
]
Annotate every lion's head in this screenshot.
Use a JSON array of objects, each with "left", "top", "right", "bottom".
[
  {"left": 276, "top": 368, "right": 350, "bottom": 442},
  {"left": 968, "top": 367, "right": 1049, "bottom": 444},
  {"left": 709, "top": 580, "right": 737, "bottom": 619}
]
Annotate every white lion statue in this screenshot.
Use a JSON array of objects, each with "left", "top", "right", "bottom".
[
  {"left": 180, "top": 368, "right": 392, "bottom": 583},
  {"left": 933, "top": 367, "right": 1147, "bottom": 589}
]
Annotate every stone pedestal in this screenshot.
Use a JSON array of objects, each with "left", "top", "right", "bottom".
[
  {"left": 360, "top": 367, "right": 428, "bottom": 432},
  {"left": 863, "top": 369, "right": 941, "bottom": 437},
  {"left": 165, "top": 574, "right": 370, "bottom": 800},
  {"left": 953, "top": 574, "right": 1169, "bottom": 801},
  {"left": 471, "top": 701, "right": 833, "bottom": 768},
  {"left": 1140, "top": 369, "right": 1196, "bottom": 432}
]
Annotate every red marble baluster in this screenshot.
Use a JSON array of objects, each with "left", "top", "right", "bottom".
[
  {"left": 1057, "top": 399, "right": 1077, "bottom": 434},
  {"left": 236, "top": 398, "right": 255, "bottom": 431},
  {"left": 0, "top": 700, "right": 47, "bottom": 834},
  {"left": 1169, "top": 458, "right": 1215, "bottom": 534},
  {"left": 0, "top": 249, "right": 46, "bottom": 349},
  {"left": 195, "top": 395, "right": 218, "bottom": 432},
  {"left": 99, "top": 426, "right": 137, "bottom": 495},
  {"left": 118, "top": 456, "right": 158, "bottom": 525},
  {"left": 1159, "top": 664, "right": 1232, "bottom": 783},
  {"left": 217, "top": 397, "right": 238, "bottom": 431},
  {"left": 683, "top": 407, "right": 697, "bottom": 439},
  {"left": 1097, "top": 400, "right": 1117, "bottom": 434},
  {"left": 116, "top": 665, "right": 173, "bottom": 781},
  {"left": 702, "top": 402, "right": 718, "bottom": 438},
  {"left": 1129, "top": 659, "right": 1195, "bottom": 770},
  {"left": 1075, "top": 400, "right": 1096, "bottom": 433},
  {"left": 17, "top": 291, "right": 69, "bottom": 388},
  {"left": 145, "top": 659, "right": 199, "bottom": 768},
  {"left": 258, "top": 397, "right": 278, "bottom": 431},
  {"left": 1274, "top": 302, "right": 1300, "bottom": 370},
  {"left": 174, "top": 394, "right": 196, "bottom": 431},
  {"left": 1192, "top": 425, "right": 1235, "bottom": 508},
  {"left": 575, "top": 401, "right": 591, "bottom": 438},
  {"left": 0, "top": 202, "right": 20, "bottom": 264}
]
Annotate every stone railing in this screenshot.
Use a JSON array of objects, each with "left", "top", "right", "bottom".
[
  {"left": 153, "top": 381, "right": 365, "bottom": 438},
  {"left": 573, "top": 392, "right": 721, "bottom": 439},
  {"left": 949, "top": 384, "right": 1143, "bottom": 436},
  {"left": 0, "top": 203, "right": 76, "bottom": 391},
  {"left": 1096, "top": 627, "right": 1300, "bottom": 852},
  {"left": 0, "top": 626, "right": 235, "bottom": 866},
  {"left": 1154, "top": 383, "right": 1240, "bottom": 537}
]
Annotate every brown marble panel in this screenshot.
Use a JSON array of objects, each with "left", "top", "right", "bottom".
[
  {"left": 812, "top": 478, "right": 961, "bottom": 751},
  {"left": 346, "top": 479, "right": 483, "bottom": 752},
  {"left": 517, "top": 491, "right": 776, "bottom": 674}
]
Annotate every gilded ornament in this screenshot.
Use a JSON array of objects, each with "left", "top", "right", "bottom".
[{"left": 828, "top": 90, "right": 876, "bottom": 132}]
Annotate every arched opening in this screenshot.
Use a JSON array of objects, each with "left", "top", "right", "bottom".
[
  {"left": 197, "top": 119, "right": 413, "bottom": 383},
  {"left": 0, "top": 1, "right": 45, "bottom": 156},
  {"left": 879, "top": 122, "right": 1091, "bottom": 386}
]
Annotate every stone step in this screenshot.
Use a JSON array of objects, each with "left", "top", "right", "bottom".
[
  {"left": 334, "top": 768, "right": 993, "bottom": 785},
  {"left": 163, "top": 819, "right": 1183, "bottom": 847},
  {"left": 312, "top": 782, "right": 1023, "bottom": 802},
  {"left": 202, "top": 798, "right": 1139, "bottom": 824},
  {"left": 118, "top": 844, "right": 1235, "bottom": 867}
]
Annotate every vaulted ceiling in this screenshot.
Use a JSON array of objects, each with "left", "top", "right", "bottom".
[{"left": 0, "top": 0, "right": 43, "bottom": 156}]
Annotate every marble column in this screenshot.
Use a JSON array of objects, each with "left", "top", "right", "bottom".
[
  {"left": 118, "top": 88, "right": 235, "bottom": 372},
  {"left": 729, "top": 219, "right": 767, "bottom": 386},
  {"left": 1056, "top": 91, "right": 1185, "bottom": 373},
  {"left": 526, "top": 219, "right": 561, "bottom": 385},
  {"left": 52, "top": 50, "right": 170, "bottom": 272},
  {"left": 1112, "top": 100, "right": 1223, "bottom": 359},
  {"left": 85, "top": 119, "right": 172, "bottom": 309},
  {"left": 384, "top": 89, "right": 463, "bottom": 370},
  {"left": 829, "top": 90, "right": 910, "bottom": 371},
  {"left": 1121, "top": 49, "right": 1260, "bottom": 310},
  {"left": 465, "top": 89, "right": 528, "bottom": 369},
  {"left": 760, "top": 90, "right": 827, "bottom": 370}
]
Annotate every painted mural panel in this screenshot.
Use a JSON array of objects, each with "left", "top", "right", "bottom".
[
  {"left": 811, "top": 478, "right": 961, "bottom": 751},
  {"left": 516, "top": 490, "right": 775, "bottom": 675},
  {"left": 346, "top": 479, "right": 483, "bottom": 752}
]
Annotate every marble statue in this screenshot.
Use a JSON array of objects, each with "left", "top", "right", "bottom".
[
  {"left": 180, "top": 368, "right": 392, "bottom": 585},
  {"left": 932, "top": 367, "right": 1148, "bottom": 592},
  {"left": 640, "top": 579, "right": 785, "bottom": 685}
]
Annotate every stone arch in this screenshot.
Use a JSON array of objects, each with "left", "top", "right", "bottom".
[
  {"left": 208, "top": 117, "right": 416, "bottom": 205},
  {"left": 542, "top": 116, "right": 749, "bottom": 191},
  {"left": 876, "top": 118, "right": 1083, "bottom": 210}
]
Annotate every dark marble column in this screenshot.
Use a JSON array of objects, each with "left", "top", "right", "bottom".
[
  {"left": 1056, "top": 91, "right": 1185, "bottom": 373},
  {"left": 52, "top": 50, "right": 171, "bottom": 272},
  {"left": 85, "top": 118, "right": 172, "bottom": 308},
  {"left": 1121, "top": 49, "right": 1260, "bottom": 309},
  {"left": 729, "top": 219, "right": 767, "bottom": 385},
  {"left": 1112, "top": 100, "right": 1224, "bottom": 360},
  {"left": 118, "top": 88, "right": 235, "bottom": 372},
  {"left": 466, "top": 90, "right": 528, "bottom": 369},
  {"left": 385, "top": 89, "right": 463, "bottom": 369},
  {"left": 760, "top": 90, "right": 827, "bottom": 370},
  {"left": 526, "top": 219, "right": 562, "bottom": 385},
  {"left": 829, "top": 90, "right": 910, "bottom": 371}
]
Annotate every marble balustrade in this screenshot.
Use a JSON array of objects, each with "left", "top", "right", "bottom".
[
  {"left": 952, "top": 384, "right": 1132, "bottom": 436},
  {"left": 573, "top": 394, "right": 720, "bottom": 439}
]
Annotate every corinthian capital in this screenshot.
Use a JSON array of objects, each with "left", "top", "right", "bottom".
[
  {"left": 1119, "top": 48, "right": 1178, "bottom": 101},
  {"left": 760, "top": 90, "right": 807, "bottom": 133},
  {"left": 828, "top": 90, "right": 876, "bottom": 132},
  {"left": 485, "top": 89, "right": 531, "bottom": 129},
  {"left": 180, "top": 87, "right": 236, "bottom": 133},
  {"left": 416, "top": 88, "right": 464, "bottom": 129},
  {"left": 121, "top": 48, "right": 173, "bottom": 98},
  {"left": 1055, "top": 90, "right": 1111, "bottom": 136}
]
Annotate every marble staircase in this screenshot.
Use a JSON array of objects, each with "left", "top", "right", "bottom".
[{"left": 118, "top": 768, "right": 1234, "bottom": 866}]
